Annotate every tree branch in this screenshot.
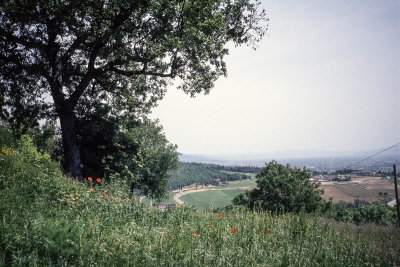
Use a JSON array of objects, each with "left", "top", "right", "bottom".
[
  {"left": 67, "top": 38, "right": 104, "bottom": 107},
  {"left": 60, "top": 33, "right": 89, "bottom": 64},
  {"left": 0, "top": 28, "right": 46, "bottom": 51},
  {"left": 110, "top": 66, "right": 174, "bottom": 78},
  {"left": 0, "top": 53, "right": 47, "bottom": 77}
]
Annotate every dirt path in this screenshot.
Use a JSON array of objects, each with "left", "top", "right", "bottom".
[{"left": 173, "top": 186, "right": 254, "bottom": 205}]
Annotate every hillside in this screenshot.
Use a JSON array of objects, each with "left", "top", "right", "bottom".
[
  {"left": 1, "top": 138, "right": 399, "bottom": 266},
  {"left": 168, "top": 162, "right": 255, "bottom": 190}
]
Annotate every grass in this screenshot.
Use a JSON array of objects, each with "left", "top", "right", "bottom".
[
  {"left": 142, "top": 192, "right": 176, "bottom": 205},
  {"left": 1, "top": 138, "right": 399, "bottom": 266},
  {"left": 180, "top": 189, "right": 244, "bottom": 210},
  {"left": 216, "top": 177, "right": 257, "bottom": 189},
  {"left": 143, "top": 175, "right": 256, "bottom": 207}
]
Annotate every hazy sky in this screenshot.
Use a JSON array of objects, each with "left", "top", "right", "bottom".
[{"left": 150, "top": 0, "right": 400, "bottom": 156}]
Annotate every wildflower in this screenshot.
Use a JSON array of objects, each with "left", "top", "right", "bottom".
[
  {"left": 103, "top": 192, "right": 107, "bottom": 197},
  {"left": 163, "top": 232, "right": 167, "bottom": 236},
  {"left": 96, "top": 178, "right": 102, "bottom": 183},
  {"left": 1, "top": 146, "right": 15, "bottom": 156},
  {"left": 186, "top": 225, "right": 190, "bottom": 229},
  {"left": 88, "top": 177, "right": 93, "bottom": 181},
  {"left": 208, "top": 224, "right": 213, "bottom": 228},
  {"left": 89, "top": 189, "right": 94, "bottom": 192},
  {"left": 218, "top": 213, "right": 222, "bottom": 218},
  {"left": 232, "top": 227, "right": 237, "bottom": 233},
  {"left": 170, "top": 236, "right": 175, "bottom": 239},
  {"left": 192, "top": 233, "right": 198, "bottom": 237},
  {"left": 266, "top": 230, "right": 271, "bottom": 234}
]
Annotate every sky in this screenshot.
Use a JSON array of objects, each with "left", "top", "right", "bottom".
[{"left": 150, "top": 0, "right": 400, "bottom": 156}]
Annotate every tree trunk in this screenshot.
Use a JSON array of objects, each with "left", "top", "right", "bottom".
[{"left": 58, "top": 106, "right": 83, "bottom": 181}]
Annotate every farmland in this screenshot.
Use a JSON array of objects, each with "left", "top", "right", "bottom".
[
  {"left": 320, "top": 176, "right": 395, "bottom": 203},
  {"left": 157, "top": 175, "right": 396, "bottom": 210},
  {"left": 160, "top": 162, "right": 397, "bottom": 210}
]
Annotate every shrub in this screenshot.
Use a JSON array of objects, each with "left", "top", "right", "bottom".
[{"left": 232, "top": 161, "right": 325, "bottom": 213}]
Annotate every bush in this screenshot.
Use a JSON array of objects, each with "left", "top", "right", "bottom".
[
  {"left": 232, "top": 161, "right": 325, "bottom": 213},
  {"left": 328, "top": 201, "right": 397, "bottom": 226},
  {"left": 0, "top": 122, "right": 15, "bottom": 148},
  {"left": 0, "top": 135, "right": 63, "bottom": 198}
]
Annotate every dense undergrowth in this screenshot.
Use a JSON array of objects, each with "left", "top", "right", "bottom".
[{"left": 1, "top": 137, "right": 399, "bottom": 266}]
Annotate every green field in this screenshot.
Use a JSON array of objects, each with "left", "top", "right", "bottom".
[
  {"left": 216, "top": 175, "right": 257, "bottom": 189},
  {"left": 180, "top": 189, "right": 244, "bottom": 210},
  {"left": 143, "top": 174, "right": 257, "bottom": 207}
]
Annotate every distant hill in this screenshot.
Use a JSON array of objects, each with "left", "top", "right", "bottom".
[{"left": 180, "top": 145, "right": 400, "bottom": 171}]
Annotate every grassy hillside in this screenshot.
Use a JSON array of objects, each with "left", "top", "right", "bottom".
[{"left": 1, "top": 137, "right": 399, "bottom": 266}]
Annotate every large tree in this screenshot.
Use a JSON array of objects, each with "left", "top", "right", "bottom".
[{"left": 0, "top": 0, "right": 267, "bottom": 180}]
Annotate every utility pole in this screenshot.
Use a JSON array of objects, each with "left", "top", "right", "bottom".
[{"left": 394, "top": 165, "right": 400, "bottom": 228}]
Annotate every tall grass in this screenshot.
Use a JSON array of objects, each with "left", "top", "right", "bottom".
[{"left": 1, "top": 137, "right": 399, "bottom": 266}]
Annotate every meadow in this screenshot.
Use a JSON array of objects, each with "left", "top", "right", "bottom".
[
  {"left": 180, "top": 189, "right": 244, "bottom": 210},
  {"left": 1, "top": 137, "right": 399, "bottom": 266}
]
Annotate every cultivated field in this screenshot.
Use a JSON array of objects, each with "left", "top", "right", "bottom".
[{"left": 320, "top": 176, "right": 395, "bottom": 203}]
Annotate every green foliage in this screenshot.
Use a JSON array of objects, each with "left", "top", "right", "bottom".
[
  {"left": 0, "top": 145, "right": 399, "bottom": 266},
  {"left": 0, "top": 135, "right": 63, "bottom": 198},
  {"left": 0, "top": 78, "right": 52, "bottom": 139},
  {"left": 217, "top": 165, "right": 262, "bottom": 173},
  {"left": 126, "top": 118, "right": 179, "bottom": 199},
  {"left": 327, "top": 201, "right": 397, "bottom": 226},
  {"left": 76, "top": 107, "right": 179, "bottom": 199},
  {"left": 0, "top": 121, "right": 15, "bottom": 148},
  {"left": 169, "top": 162, "right": 250, "bottom": 190},
  {"left": 232, "top": 161, "right": 325, "bottom": 213},
  {"left": 1, "top": 0, "right": 267, "bottom": 178}
]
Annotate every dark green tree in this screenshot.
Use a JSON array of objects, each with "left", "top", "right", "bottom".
[
  {"left": 0, "top": 0, "right": 267, "bottom": 180},
  {"left": 76, "top": 104, "right": 179, "bottom": 199},
  {"left": 232, "top": 161, "right": 324, "bottom": 213}
]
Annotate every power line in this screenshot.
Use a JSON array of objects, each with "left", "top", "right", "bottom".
[{"left": 343, "top": 142, "right": 400, "bottom": 170}]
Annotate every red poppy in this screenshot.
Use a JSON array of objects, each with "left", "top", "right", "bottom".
[
  {"left": 103, "top": 192, "right": 107, "bottom": 197},
  {"left": 218, "top": 213, "right": 222, "bottom": 218},
  {"left": 163, "top": 232, "right": 167, "bottom": 236},
  {"left": 89, "top": 189, "right": 94, "bottom": 192},
  {"left": 96, "top": 178, "right": 102, "bottom": 183},
  {"left": 232, "top": 227, "right": 237, "bottom": 233},
  {"left": 88, "top": 177, "right": 93, "bottom": 181},
  {"left": 192, "top": 233, "right": 198, "bottom": 237},
  {"left": 266, "top": 230, "right": 271, "bottom": 234}
]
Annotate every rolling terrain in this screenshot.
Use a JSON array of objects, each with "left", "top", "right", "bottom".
[{"left": 155, "top": 174, "right": 396, "bottom": 210}]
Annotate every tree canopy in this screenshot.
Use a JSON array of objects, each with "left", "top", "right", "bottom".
[
  {"left": 232, "top": 161, "right": 325, "bottom": 213},
  {"left": 169, "top": 162, "right": 250, "bottom": 190},
  {"left": 1, "top": 0, "right": 267, "bottom": 181}
]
